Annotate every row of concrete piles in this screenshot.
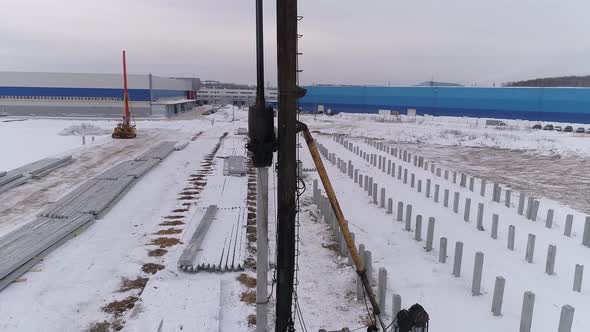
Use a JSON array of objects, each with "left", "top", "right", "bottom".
[{"left": 318, "top": 135, "right": 579, "bottom": 332}]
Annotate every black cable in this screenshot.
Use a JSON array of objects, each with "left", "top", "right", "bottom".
[
  {"left": 298, "top": 305, "right": 307, "bottom": 332},
  {"left": 384, "top": 317, "right": 397, "bottom": 332},
  {"left": 296, "top": 174, "right": 306, "bottom": 197},
  {"left": 293, "top": 293, "right": 308, "bottom": 332},
  {"left": 289, "top": 12, "right": 311, "bottom": 332},
  {"left": 265, "top": 268, "right": 277, "bottom": 303},
  {"left": 361, "top": 286, "right": 376, "bottom": 327}
]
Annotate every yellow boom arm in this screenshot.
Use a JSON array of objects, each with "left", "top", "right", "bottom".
[{"left": 297, "top": 121, "right": 386, "bottom": 331}]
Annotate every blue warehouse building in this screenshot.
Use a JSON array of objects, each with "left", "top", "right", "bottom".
[
  {"left": 0, "top": 72, "right": 200, "bottom": 118},
  {"left": 299, "top": 86, "right": 590, "bottom": 124}
]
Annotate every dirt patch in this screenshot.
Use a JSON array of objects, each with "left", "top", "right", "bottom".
[
  {"left": 142, "top": 263, "right": 164, "bottom": 274},
  {"left": 172, "top": 208, "right": 189, "bottom": 213},
  {"left": 91, "top": 311, "right": 124, "bottom": 330},
  {"left": 179, "top": 191, "right": 198, "bottom": 196},
  {"left": 246, "top": 225, "right": 256, "bottom": 234},
  {"left": 243, "top": 157, "right": 259, "bottom": 271},
  {"left": 247, "top": 233, "right": 256, "bottom": 243},
  {"left": 247, "top": 243, "right": 257, "bottom": 254},
  {"left": 111, "top": 319, "right": 125, "bottom": 331},
  {"left": 240, "top": 290, "right": 256, "bottom": 304},
  {"left": 159, "top": 220, "right": 185, "bottom": 226},
  {"left": 247, "top": 314, "right": 256, "bottom": 326},
  {"left": 189, "top": 187, "right": 204, "bottom": 192},
  {"left": 147, "top": 248, "right": 168, "bottom": 257},
  {"left": 191, "top": 131, "right": 204, "bottom": 141},
  {"left": 119, "top": 277, "right": 148, "bottom": 292},
  {"left": 237, "top": 273, "right": 257, "bottom": 288},
  {"left": 359, "top": 314, "right": 374, "bottom": 328},
  {"left": 243, "top": 257, "right": 256, "bottom": 270},
  {"left": 322, "top": 242, "right": 340, "bottom": 255},
  {"left": 102, "top": 296, "right": 139, "bottom": 316},
  {"left": 155, "top": 228, "right": 183, "bottom": 235},
  {"left": 87, "top": 321, "right": 111, "bottom": 332},
  {"left": 164, "top": 215, "right": 184, "bottom": 219},
  {"left": 149, "top": 237, "right": 182, "bottom": 248}
]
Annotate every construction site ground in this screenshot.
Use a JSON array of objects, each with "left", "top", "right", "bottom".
[
  {"left": 0, "top": 107, "right": 257, "bottom": 331},
  {"left": 0, "top": 108, "right": 589, "bottom": 331}
]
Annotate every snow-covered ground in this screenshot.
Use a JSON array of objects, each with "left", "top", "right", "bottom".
[
  {"left": 0, "top": 107, "right": 255, "bottom": 331},
  {"left": 0, "top": 109, "right": 588, "bottom": 331},
  {"left": 0, "top": 119, "right": 102, "bottom": 170},
  {"left": 316, "top": 113, "right": 590, "bottom": 158},
  {"left": 303, "top": 134, "right": 589, "bottom": 331}
]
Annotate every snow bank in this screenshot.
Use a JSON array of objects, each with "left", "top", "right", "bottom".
[
  {"left": 305, "top": 114, "right": 590, "bottom": 158},
  {"left": 58, "top": 123, "right": 111, "bottom": 136},
  {"left": 0, "top": 120, "right": 82, "bottom": 170}
]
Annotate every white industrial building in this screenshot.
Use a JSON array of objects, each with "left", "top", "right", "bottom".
[{"left": 196, "top": 81, "right": 277, "bottom": 106}]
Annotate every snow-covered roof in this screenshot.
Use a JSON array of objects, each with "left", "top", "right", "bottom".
[{"left": 151, "top": 99, "right": 196, "bottom": 105}]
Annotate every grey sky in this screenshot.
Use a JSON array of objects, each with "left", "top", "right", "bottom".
[{"left": 1, "top": 0, "right": 589, "bottom": 86}]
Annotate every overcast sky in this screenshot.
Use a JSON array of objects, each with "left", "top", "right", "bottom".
[{"left": 1, "top": 0, "right": 590, "bottom": 86}]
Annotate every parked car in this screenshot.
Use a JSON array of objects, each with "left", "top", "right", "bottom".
[
  {"left": 543, "top": 124, "right": 554, "bottom": 130},
  {"left": 485, "top": 119, "right": 507, "bottom": 126},
  {"left": 576, "top": 127, "right": 585, "bottom": 133},
  {"left": 532, "top": 124, "right": 542, "bottom": 129},
  {"left": 564, "top": 126, "right": 573, "bottom": 132},
  {"left": 554, "top": 125, "right": 562, "bottom": 131}
]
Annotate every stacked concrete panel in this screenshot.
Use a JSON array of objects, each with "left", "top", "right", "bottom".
[
  {"left": 0, "top": 142, "right": 176, "bottom": 292},
  {"left": 0, "top": 156, "right": 72, "bottom": 193},
  {"left": 135, "top": 141, "right": 177, "bottom": 161},
  {"left": 0, "top": 214, "right": 95, "bottom": 290}
]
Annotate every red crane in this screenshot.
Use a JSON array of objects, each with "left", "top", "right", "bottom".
[{"left": 112, "top": 50, "right": 137, "bottom": 139}]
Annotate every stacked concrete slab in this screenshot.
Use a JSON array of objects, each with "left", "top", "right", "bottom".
[
  {"left": 0, "top": 156, "right": 72, "bottom": 194},
  {"left": 223, "top": 156, "right": 246, "bottom": 176},
  {"left": 135, "top": 141, "right": 176, "bottom": 161},
  {"left": 178, "top": 205, "right": 226, "bottom": 272},
  {"left": 0, "top": 214, "right": 94, "bottom": 290},
  {"left": 0, "top": 142, "right": 176, "bottom": 292}
]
